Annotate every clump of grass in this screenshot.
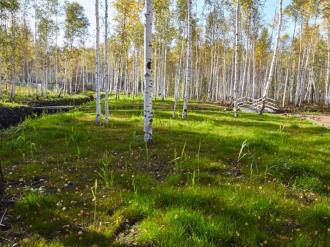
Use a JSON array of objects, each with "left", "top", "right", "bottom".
[
  {"left": 237, "top": 139, "right": 248, "bottom": 163},
  {"left": 15, "top": 191, "right": 56, "bottom": 213},
  {"left": 91, "top": 179, "right": 98, "bottom": 226},
  {"left": 97, "top": 151, "right": 114, "bottom": 188},
  {"left": 293, "top": 176, "right": 323, "bottom": 192}
]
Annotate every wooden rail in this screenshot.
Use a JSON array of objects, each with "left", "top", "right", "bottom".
[
  {"left": 235, "top": 97, "right": 279, "bottom": 113},
  {"left": 32, "top": 106, "right": 75, "bottom": 110}
]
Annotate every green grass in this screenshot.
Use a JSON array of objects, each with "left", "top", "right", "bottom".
[
  {"left": 0, "top": 101, "right": 28, "bottom": 107},
  {"left": 0, "top": 96, "right": 329, "bottom": 246},
  {"left": 0, "top": 83, "right": 93, "bottom": 105}
]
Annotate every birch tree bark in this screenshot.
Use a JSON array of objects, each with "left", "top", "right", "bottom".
[
  {"left": 325, "top": 25, "right": 330, "bottom": 105},
  {"left": 10, "top": 10, "right": 17, "bottom": 99},
  {"left": 282, "top": 17, "right": 297, "bottom": 107},
  {"left": 182, "top": 0, "right": 192, "bottom": 119},
  {"left": 144, "top": 0, "right": 153, "bottom": 143},
  {"left": 260, "top": 0, "right": 283, "bottom": 114},
  {"left": 233, "top": 0, "right": 240, "bottom": 117},
  {"left": 95, "top": 0, "right": 101, "bottom": 125},
  {"left": 173, "top": 38, "right": 184, "bottom": 118},
  {"left": 104, "top": 0, "right": 110, "bottom": 125}
]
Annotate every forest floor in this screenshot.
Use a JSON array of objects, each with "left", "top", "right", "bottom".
[
  {"left": 0, "top": 97, "right": 329, "bottom": 247},
  {"left": 297, "top": 114, "right": 330, "bottom": 129}
]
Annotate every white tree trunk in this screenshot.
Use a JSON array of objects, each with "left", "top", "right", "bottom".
[
  {"left": 104, "top": 0, "right": 110, "bottom": 125},
  {"left": 325, "top": 26, "right": 330, "bottom": 105},
  {"left": 144, "top": 0, "right": 153, "bottom": 143},
  {"left": 161, "top": 46, "right": 167, "bottom": 100},
  {"left": 182, "top": 0, "right": 192, "bottom": 119},
  {"left": 195, "top": 40, "right": 200, "bottom": 100},
  {"left": 173, "top": 38, "right": 184, "bottom": 118},
  {"left": 233, "top": 0, "right": 240, "bottom": 117},
  {"left": 282, "top": 18, "right": 296, "bottom": 107},
  {"left": 260, "top": 0, "right": 283, "bottom": 114},
  {"left": 95, "top": 0, "right": 101, "bottom": 125}
]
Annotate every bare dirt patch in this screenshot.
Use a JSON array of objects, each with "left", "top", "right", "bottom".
[{"left": 298, "top": 114, "right": 330, "bottom": 129}]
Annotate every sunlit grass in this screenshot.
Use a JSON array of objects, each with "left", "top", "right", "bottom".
[{"left": 0, "top": 96, "right": 329, "bottom": 246}]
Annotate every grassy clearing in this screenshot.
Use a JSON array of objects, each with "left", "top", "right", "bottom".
[
  {"left": 0, "top": 84, "right": 93, "bottom": 104},
  {"left": 0, "top": 96, "right": 329, "bottom": 246}
]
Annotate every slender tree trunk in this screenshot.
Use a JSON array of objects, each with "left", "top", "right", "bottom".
[
  {"left": 282, "top": 18, "right": 296, "bottom": 107},
  {"left": 95, "top": 0, "right": 101, "bottom": 125},
  {"left": 207, "top": 41, "right": 215, "bottom": 101},
  {"left": 260, "top": 0, "right": 283, "bottom": 114},
  {"left": 10, "top": 11, "right": 17, "bottom": 99},
  {"left": 195, "top": 40, "right": 200, "bottom": 100},
  {"left": 295, "top": 23, "right": 304, "bottom": 106},
  {"left": 104, "top": 0, "right": 110, "bottom": 125},
  {"left": 144, "top": 0, "right": 153, "bottom": 143},
  {"left": 325, "top": 25, "right": 330, "bottom": 105},
  {"left": 182, "top": 0, "right": 192, "bottom": 119},
  {"left": 162, "top": 46, "right": 167, "bottom": 100},
  {"left": 233, "top": 0, "right": 240, "bottom": 117},
  {"left": 153, "top": 44, "right": 158, "bottom": 97},
  {"left": 173, "top": 39, "right": 184, "bottom": 117},
  {"left": 221, "top": 42, "right": 226, "bottom": 102}
]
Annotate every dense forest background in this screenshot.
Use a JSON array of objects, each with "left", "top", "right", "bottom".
[{"left": 1, "top": 0, "right": 330, "bottom": 108}]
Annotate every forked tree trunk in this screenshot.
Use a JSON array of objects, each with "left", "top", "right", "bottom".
[
  {"left": 182, "top": 0, "right": 192, "bottom": 119},
  {"left": 95, "top": 0, "right": 101, "bottom": 125},
  {"left": 144, "top": 0, "right": 153, "bottom": 143},
  {"left": 260, "top": 0, "right": 283, "bottom": 115}
]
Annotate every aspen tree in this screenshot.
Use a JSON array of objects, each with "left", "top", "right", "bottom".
[
  {"left": 95, "top": 0, "right": 101, "bottom": 125},
  {"left": 233, "top": 0, "right": 240, "bottom": 117},
  {"left": 182, "top": 0, "right": 192, "bottom": 119},
  {"left": 104, "top": 0, "right": 110, "bottom": 125},
  {"left": 260, "top": 0, "right": 283, "bottom": 115},
  {"left": 326, "top": 26, "right": 330, "bottom": 105},
  {"left": 144, "top": 0, "right": 153, "bottom": 143}
]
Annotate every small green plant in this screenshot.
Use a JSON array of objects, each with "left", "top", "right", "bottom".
[
  {"left": 194, "top": 140, "right": 202, "bottom": 186},
  {"left": 181, "top": 142, "right": 187, "bottom": 161},
  {"left": 29, "top": 138, "right": 36, "bottom": 160},
  {"left": 191, "top": 170, "right": 196, "bottom": 187},
  {"left": 132, "top": 175, "right": 138, "bottom": 198},
  {"left": 196, "top": 139, "right": 202, "bottom": 162},
  {"left": 67, "top": 127, "right": 83, "bottom": 157},
  {"left": 263, "top": 164, "right": 279, "bottom": 179},
  {"left": 97, "top": 152, "right": 114, "bottom": 188},
  {"left": 132, "top": 130, "right": 137, "bottom": 141},
  {"left": 293, "top": 176, "right": 322, "bottom": 192},
  {"left": 91, "top": 179, "right": 98, "bottom": 226},
  {"left": 237, "top": 140, "right": 248, "bottom": 163}
]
